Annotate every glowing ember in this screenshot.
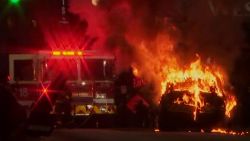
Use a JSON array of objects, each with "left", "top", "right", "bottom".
[
  {"left": 211, "top": 128, "right": 249, "bottom": 136},
  {"left": 154, "top": 128, "right": 160, "bottom": 132}
]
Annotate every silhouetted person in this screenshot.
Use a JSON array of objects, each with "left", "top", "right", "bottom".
[
  {"left": 49, "top": 73, "right": 72, "bottom": 126},
  {"left": 28, "top": 95, "right": 54, "bottom": 136},
  {"left": 27, "top": 74, "right": 62, "bottom": 135},
  {"left": 135, "top": 100, "right": 149, "bottom": 127},
  {"left": 0, "top": 75, "right": 26, "bottom": 141},
  {"left": 114, "top": 68, "right": 136, "bottom": 127}
]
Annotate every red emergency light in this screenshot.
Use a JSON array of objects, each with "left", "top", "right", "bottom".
[
  {"left": 52, "top": 50, "right": 83, "bottom": 56},
  {"left": 42, "top": 88, "right": 48, "bottom": 94}
]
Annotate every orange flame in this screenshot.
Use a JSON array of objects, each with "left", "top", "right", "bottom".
[
  {"left": 211, "top": 128, "right": 249, "bottom": 136},
  {"left": 225, "top": 95, "right": 237, "bottom": 118},
  {"left": 161, "top": 56, "right": 223, "bottom": 96}
]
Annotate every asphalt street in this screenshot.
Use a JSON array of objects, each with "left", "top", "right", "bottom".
[{"left": 29, "top": 128, "right": 250, "bottom": 141}]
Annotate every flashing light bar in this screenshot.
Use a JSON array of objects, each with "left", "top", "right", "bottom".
[{"left": 52, "top": 50, "right": 83, "bottom": 56}]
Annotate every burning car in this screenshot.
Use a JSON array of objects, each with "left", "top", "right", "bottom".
[
  {"left": 159, "top": 88, "right": 226, "bottom": 131},
  {"left": 131, "top": 55, "right": 237, "bottom": 131},
  {"left": 157, "top": 57, "right": 237, "bottom": 131},
  {"left": 132, "top": 54, "right": 237, "bottom": 131}
]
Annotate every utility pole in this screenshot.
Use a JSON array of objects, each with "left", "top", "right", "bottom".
[{"left": 59, "top": 0, "right": 69, "bottom": 24}]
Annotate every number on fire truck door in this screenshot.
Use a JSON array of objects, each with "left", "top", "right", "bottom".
[{"left": 19, "top": 88, "right": 29, "bottom": 98}]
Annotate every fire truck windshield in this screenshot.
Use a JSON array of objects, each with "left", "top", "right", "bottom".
[
  {"left": 43, "top": 59, "right": 78, "bottom": 81},
  {"left": 42, "top": 58, "right": 114, "bottom": 81},
  {"left": 81, "top": 59, "right": 114, "bottom": 81}
]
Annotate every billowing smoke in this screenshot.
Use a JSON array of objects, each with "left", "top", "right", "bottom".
[
  {"left": 68, "top": 0, "right": 108, "bottom": 50},
  {"left": 68, "top": 0, "right": 181, "bottom": 71},
  {"left": 69, "top": 0, "right": 245, "bottom": 99}
]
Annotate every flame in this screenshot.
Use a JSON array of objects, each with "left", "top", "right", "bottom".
[
  {"left": 225, "top": 95, "right": 237, "bottom": 118},
  {"left": 161, "top": 56, "right": 224, "bottom": 96},
  {"left": 132, "top": 64, "right": 139, "bottom": 77},
  {"left": 211, "top": 128, "right": 249, "bottom": 136}
]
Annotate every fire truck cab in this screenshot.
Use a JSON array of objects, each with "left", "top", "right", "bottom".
[{"left": 9, "top": 50, "right": 116, "bottom": 119}]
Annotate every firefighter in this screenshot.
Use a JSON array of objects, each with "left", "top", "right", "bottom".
[
  {"left": 114, "top": 68, "right": 135, "bottom": 127},
  {"left": 49, "top": 72, "right": 72, "bottom": 126}
]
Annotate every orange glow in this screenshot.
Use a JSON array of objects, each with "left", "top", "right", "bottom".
[
  {"left": 211, "top": 128, "right": 249, "bottom": 136},
  {"left": 52, "top": 50, "right": 83, "bottom": 56},
  {"left": 132, "top": 65, "right": 139, "bottom": 77}
]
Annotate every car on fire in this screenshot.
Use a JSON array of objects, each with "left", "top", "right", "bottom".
[{"left": 159, "top": 87, "right": 226, "bottom": 131}]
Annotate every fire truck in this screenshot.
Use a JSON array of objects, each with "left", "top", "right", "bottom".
[{"left": 8, "top": 49, "right": 116, "bottom": 124}]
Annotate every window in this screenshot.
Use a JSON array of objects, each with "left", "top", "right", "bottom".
[
  {"left": 81, "top": 59, "right": 114, "bottom": 80},
  {"left": 43, "top": 59, "right": 78, "bottom": 81},
  {"left": 14, "top": 60, "right": 34, "bottom": 81}
]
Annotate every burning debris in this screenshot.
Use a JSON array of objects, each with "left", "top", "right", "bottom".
[{"left": 211, "top": 128, "right": 249, "bottom": 136}]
